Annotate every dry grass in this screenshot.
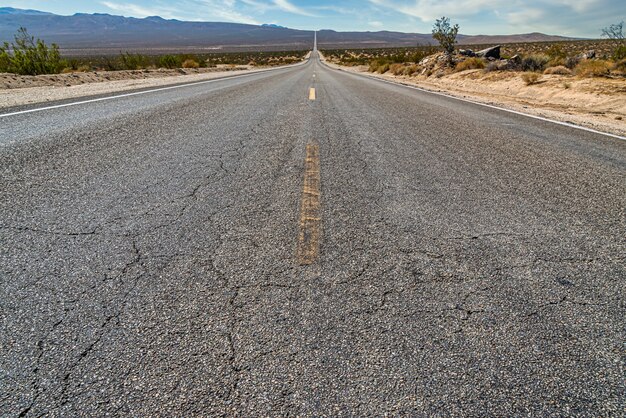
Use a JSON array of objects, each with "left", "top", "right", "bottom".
[
  {"left": 575, "top": 60, "right": 610, "bottom": 77},
  {"left": 455, "top": 57, "right": 485, "bottom": 72},
  {"left": 182, "top": 59, "right": 200, "bottom": 69},
  {"left": 544, "top": 65, "right": 572, "bottom": 75},
  {"left": 521, "top": 72, "right": 542, "bottom": 85}
]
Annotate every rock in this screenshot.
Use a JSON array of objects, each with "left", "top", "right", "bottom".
[
  {"left": 582, "top": 50, "right": 596, "bottom": 59},
  {"left": 459, "top": 49, "right": 475, "bottom": 57},
  {"left": 476, "top": 45, "right": 501, "bottom": 59}
]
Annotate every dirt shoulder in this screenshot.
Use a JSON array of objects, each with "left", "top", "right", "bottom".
[
  {"left": 322, "top": 56, "right": 626, "bottom": 138},
  {"left": 0, "top": 65, "right": 283, "bottom": 109}
]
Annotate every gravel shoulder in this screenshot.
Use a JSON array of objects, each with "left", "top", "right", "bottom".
[
  {"left": 0, "top": 65, "right": 288, "bottom": 109},
  {"left": 321, "top": 56, "right": 626, "bottom": 138}
]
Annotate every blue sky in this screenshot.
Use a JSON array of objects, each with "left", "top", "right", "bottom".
[{"left": 3, "top": 0, "right": 625, "bottom": 37}]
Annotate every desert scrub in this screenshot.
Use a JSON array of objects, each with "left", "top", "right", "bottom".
[
  {"left": 159, "top": 55, "right": 181, "bottom": 69},
  {"left": 182, "top": 59, "right": 200, "bottom": 69},
  {"left": 402, "top": 64, "right": 419, "bottom": 75},
  {"left": 389, "top": 63, "right": 406, "bottom": 75},
  {"left": 543, "top": 65, "right": 572, "bottom": 75},
  {"left": 575, "top": 60, "right": 610, "bottom": 77},
  {"left": 521, "top": 72, "right": 542, "bottom": 85},
  {"left": 120, "top": 52, "right": 150, "bottom": 70},
  {"left": 455, "top": 57, "right": 485, "bottom": 72},
  {"left": 611, "top": 58, "right": 626, "bottom": 74},
  {"left": 0, "top": 27, "right": 63, "bottom": 75},
  {"left": 521, "top": 54, "right": 550, "bottom": 72}
]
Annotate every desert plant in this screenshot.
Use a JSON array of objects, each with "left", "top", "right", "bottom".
[
  {"left": 432, "top": 17, "right": 459, "bottom": 56},
  {"left": 182, "top": 59, "right": 200, "bottom": 69},
  {"left": 455, "top": 57, "right": 485, "bottom": 71},
  {"left": 565, "top": 55, "right": 581, "bottom": 69},
  {"left": 159, "top": 55, "right": 181, "bottom": 69},
  {"left": 602, "top": 21, "right": 626, "bottom": 59},
  {"left": 521, "top": 72, "right": 542, "bottom": 85},
  {"left": 0, "top": 27, "right": 63, "bottom": 75},
  {"left": 402, "top": 64, "right": 419, "bottom": 75},
  {"left": 611, "top": 58, "right": 626, "bottom": 74},
  {"left": 543, "top": 65, "right": 572, "bottom": 75},
  {"left": 521, "top": 54, "right": 550, "bottom": 72},
  {"left": 575, "top": 59, "right": 610, "bottom": 77},
  {"left": 120, "top": 52, "right": 149, "bottom": 70},
  {"left": 389, "top": 63, "right": 406, "bottom": 75}
]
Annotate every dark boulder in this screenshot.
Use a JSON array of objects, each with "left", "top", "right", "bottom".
[
  {"left": 459, "top": 49, "right": 475, "bottom": 57},
  {"left": 476, "top": 45, "right": 501, "bottom": 59}
]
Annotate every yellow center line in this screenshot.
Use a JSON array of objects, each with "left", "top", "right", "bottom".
[
  {"left": 309, "top": 87, "right": 316, "bottom": 100},
  {"left": 297, "top": 143, "right": 321, "bottom": 265}
]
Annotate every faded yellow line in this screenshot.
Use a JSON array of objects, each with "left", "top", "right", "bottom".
[
  {"left": 297, "top": 143, "right": 321, "bottom": 265},
  {"left": 309, "top": 87, "right": 316, "bottom": 100}
]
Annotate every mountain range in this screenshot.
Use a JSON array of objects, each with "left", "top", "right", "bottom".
[{"left": 0, "top": 7, "right": 576, "bottom": 54}]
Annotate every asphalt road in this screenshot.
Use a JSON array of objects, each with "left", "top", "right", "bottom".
[{"left": 1, "top": 52, "right": 625, "bottom": 416}]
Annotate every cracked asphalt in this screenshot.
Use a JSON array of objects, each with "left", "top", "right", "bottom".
[{"left": 1, "top": 52, "right": 625, "bottom": 416}]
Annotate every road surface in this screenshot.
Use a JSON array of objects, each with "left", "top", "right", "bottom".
[{"left": 1, "top": 52, "right": 625, "bottom": 416}]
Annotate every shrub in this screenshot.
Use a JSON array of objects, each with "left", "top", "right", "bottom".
[
  {"left": 575, "top": 60, "right": 610, "bottom": 77},
  {"left": 182, "top": 59, "right": 200, "bottom": 69},
  {"left": 611, "top": 58, "right": 626, "bottom": 73},
  {"left": 521, "top": 54, "right": 550, "bottom": 72},
  {"left": 613, "top": 45, "right": 626, "bottom": 60},
  {"left": 543, "top": 65, "right": 572, "bottom": 75},
  {"left": 389, "top": 63, "right": 405, "bottom": 75},
  {"left": 0, "top": 27, "right": 63, "bottom": 75},
  {"left": 377, "top": 63, "right": 390, "bottom": 74},
  {"left": 521, "top": 72, "right": 542, "bottom": 85},
  {"left": 402, "top": 64, "right": 419, "bottom": 75},
  {"left": 601, "top": 21, "right": 626, "bottom": 59},
  {"left": 565, "top": 56, "right": 581, "bottom": 69},
  {"left": 432, "top": 16, "right": 459, "bottom": 55},
  {"left": 159, "top": 55, "right": 181, "bottom": 69},
  {"left": 120, "top": 52, "right": 149, "bottom": 70},
  {"left": 455, "top": 57, "right": 485, "bottom": 72}
]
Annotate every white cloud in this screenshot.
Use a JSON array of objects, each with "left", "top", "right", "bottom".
[
  {"left": 272, "top": 0, "right": 317, "bottom": 16},
  {"left": 369, "top": 20, "right": 384, "bottom": 27},
  {"left": 100, "top": 1, "right": 176, "bottom": 18},
  {"left": 101, "top": 0, "right": 260, "bottom": 24}
]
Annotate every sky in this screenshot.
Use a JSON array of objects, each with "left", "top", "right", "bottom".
[{"left": 3, "top": 0, "right": 625, "bottom": 37}]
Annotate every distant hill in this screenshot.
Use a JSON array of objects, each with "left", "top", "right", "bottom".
[
  {"left": 0, "top": 7, "right": 53, "bottom": 15},
  {"left": 0, "top": 8, "right": 576, "bottom": 54}
]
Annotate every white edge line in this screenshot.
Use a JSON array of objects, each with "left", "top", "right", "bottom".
[
  {"left": 320, "top": 60, "right": 626, "bottom": 141},
  {"left": 0, "top": 60, "right": 308, "bottom": 119}
]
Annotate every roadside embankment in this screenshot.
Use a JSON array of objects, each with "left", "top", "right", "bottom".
[
  {"left": 0, "top": 64, "right": 283, "bottom": 109},
  {"left": 322, "top": 55, "right": 626, "bottom": 138}
]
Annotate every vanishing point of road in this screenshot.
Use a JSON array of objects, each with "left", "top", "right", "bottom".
[{"left": 1, "top": 51, "right": 625, "bottom": 416}]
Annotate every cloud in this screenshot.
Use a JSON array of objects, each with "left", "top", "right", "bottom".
[
  {"left": 101, "top": 0, "right": 260, "bottom": 24},
  {"left": 369, "top": 20, "right": 384, "bottom": 28},
  {"left": 239, "top": 0, "right": 317, "bottom": 17},
  {"left": 367, "top": 0, "right": 622, "bottom": 36},
  {"left": 100, "top": 1, "right": 176, "bottom": 18}
]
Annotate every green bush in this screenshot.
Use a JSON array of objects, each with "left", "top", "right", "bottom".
[
  {"left": 0, "top": 27, "right": 63, "bottom": 75},
  {"left": 120, "top": 52, "right": 149, "bottom": 70},
  {"left": 159, "top": 55, "right": 181, "bottom": 69}
]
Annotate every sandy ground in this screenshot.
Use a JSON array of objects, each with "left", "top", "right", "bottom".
[
  {"left": 0, "top": 65, "right": 283, "bottom": 109},
  {"left": 322, "top": 57, "right": 626, "bottom": 138}
]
